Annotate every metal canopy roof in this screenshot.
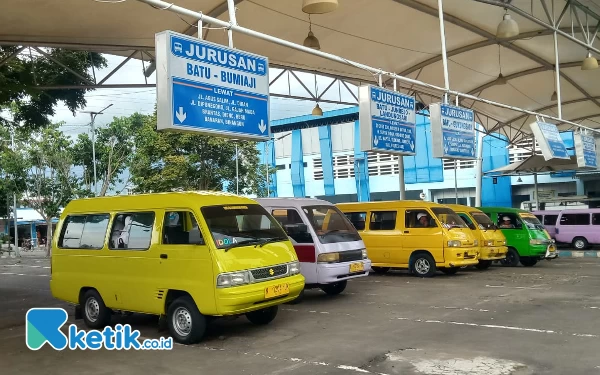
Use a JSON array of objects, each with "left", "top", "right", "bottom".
[{"left": 2, "top": 0, "right": 600, "bottom": 144}]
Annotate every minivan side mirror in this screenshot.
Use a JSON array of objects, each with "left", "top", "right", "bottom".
[{"left": 283, "top": 223, "right": 308, "bottom": 235}]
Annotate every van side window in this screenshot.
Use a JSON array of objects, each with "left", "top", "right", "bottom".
[
  {"left": 560, "top": 213, "right": 590, "bottom": 225},
  {"left": 593, "top": 214, "right": 600, "bottom": 225},
  {"left": 271, "top": 209, "right": 313, "bottom": 244},
  {"left": 58, "top": 214, "right": 110, "bottom": 249},
  {"left": 109, "top": 212, "right": 155, "bottom": 250},
  {"left": 369, "top": 211, "right": 397, "bottom": 230},
  {"left": 543, "top": 215, "right": 558, "bottom": 225},
  {"left": 497, "top": 213, "right": 521, "bottom": 229},
  {"left": 162, "top": 211, "right": 204, "bottom": 245},
  {"left": 405, "top": 210, "right": 436, "bottom": 228},
  {"left": 344, "top": 212, "right": 367, "bottom": 230}
]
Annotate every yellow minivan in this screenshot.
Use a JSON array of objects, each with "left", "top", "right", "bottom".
[
  {"left": 50, "top": 191, "right": 305, "bottom": 344},
  {"left": 445, "top": 204, "right": 508, "bottom": 270},
  {"left": 337, "top": 200, "right": 479, "bottom": 277}
]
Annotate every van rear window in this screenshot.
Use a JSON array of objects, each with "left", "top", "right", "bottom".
[{"left": 58, "top": 214, "right": 110, "bottom": 249}]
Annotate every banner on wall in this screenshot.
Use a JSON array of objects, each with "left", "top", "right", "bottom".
[
  {"left": 429, "top": 103, "right": 476, "bottom": 160},
  {"left": 574, "top": 133, "right": 598, "bottom": 169},
  {"left": 529, "top": 121, "right": 569, "bottom": 161}
]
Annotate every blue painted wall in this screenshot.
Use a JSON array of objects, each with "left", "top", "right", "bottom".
[
  {"left": 290, "top": 129, "right": 306, "bottom": 197},
  {"left": 353, "top": 120, "right": 370, "bottom": 201},
  {"left": 481, "top": 133, "right": 512, "bottom": 207},
  {"left": 404, "top": 114, "right": 444, "bottom": 184},
  {"left": 318, "top": 125, "right": 335, "bottom": 196}
]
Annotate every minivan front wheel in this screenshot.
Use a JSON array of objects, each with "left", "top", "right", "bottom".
[
  {"left": 501, "top": 248, "right": 520, "bottom": 267},
  {"left": 520, "top": 257, "right": 538, "bottom": 267},
  {"left": 81, "top": 289, "right": 112, "bottom": 329},
  {"left": 573, "top": 237, "right": 589, "bottom": 250},
  {"left": 410, "top": 253, "right": 436, "bottom": 277},
  {"left": 167, "top": 296, "right": 206, "bottom": 344}
]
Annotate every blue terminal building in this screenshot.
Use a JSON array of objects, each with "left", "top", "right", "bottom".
[{"left": 259, "top": 107, "right": 600, "bottom": 207}]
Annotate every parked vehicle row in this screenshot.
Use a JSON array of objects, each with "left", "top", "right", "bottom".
[
  {"left": 49, "top": 192, "right": 557, "bottom": 346},
  {"left": 533, "top": 209, "right": 600, "bottom": 249}
]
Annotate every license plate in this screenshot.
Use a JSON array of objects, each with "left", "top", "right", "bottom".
[
  {"left": 349, "top": 262, "right": 364, "bottom": 273},
  {"left": 265, "top": 283, "right": 289, "bottom": 299}
]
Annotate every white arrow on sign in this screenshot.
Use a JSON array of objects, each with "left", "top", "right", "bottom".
[
  {"left": 175, "top": 107, "right": 187, "bottom": 123},
  {"left": 373, "top": 136, "right": 379, "bottom": 146},
  {"left": 258, "top": 119, "right": 267, "bottom": 133}
]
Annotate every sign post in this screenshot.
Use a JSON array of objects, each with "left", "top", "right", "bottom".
[
  {"left": 574, "top": 133, "right": 598, "bottom": 169},
  {"left": 429, "top": 103, "right": 476, "bottom": 160},
  {"left": 359, "top": 85, "right": 416, "bottom": 155},
  {"left": 529, "top": 121, "right": 570, "bottom": 161},
  {"left": 155, "top": 30, "right": 270, "bottom": 141}
]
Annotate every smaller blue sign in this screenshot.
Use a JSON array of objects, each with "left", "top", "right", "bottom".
[
  {"left": 430, "top": 103, "right": 476, "bottom": 159},
  {"left": 535, "top": 122, "right": 569, "bottom": 160},
  {"left": 359, "top": 85, "right": 416, "bottom": 155},
  {"left": 575, "top": 133, "right": 597, "bottom": 169}
]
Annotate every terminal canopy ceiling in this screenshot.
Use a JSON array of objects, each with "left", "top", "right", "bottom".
[{"left": 2, "top": 0, "right": 600, "bottom": 144}]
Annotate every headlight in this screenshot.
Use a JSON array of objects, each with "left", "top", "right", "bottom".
[
  {"left": 317, "top": 252, "right": 340, "bottom": 263},
  {"left": 362, "top": 249, "right": 368, "bottom": 259},
  {"left": 484, "top": 240, "right": 495, "bottom": 247},
  {"left": 217, "top": 271, "right": 250, "bottom": 287},
  {"left": 473, "top": 239, "right": 479, "bottom": 246},
  {"left": 289, "top": 261, "right": 301, "bottom": 275},
  {"left": 529, "top": 239, "right": 547, "bottom": 245},
  {"left": 502, "top": 240, "right": 507, "bottom": 245},
  {"left": 447, "top": 240, "right": 461, "bottom": 247}
]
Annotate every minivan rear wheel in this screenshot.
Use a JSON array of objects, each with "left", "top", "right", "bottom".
[
  {"left": 81, "top": 289, "right": 112, "bottom": 329},
  {"left": 573, "top": 237, "right": 589, "bottom": 250},
  {"left": 501, "top": 248, "right": 520, "bottom": 267},
  {"left": 167, "top": 296, "right": 206, "bottom": 344}
]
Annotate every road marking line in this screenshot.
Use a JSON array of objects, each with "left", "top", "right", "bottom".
[
  {"left": 0, "top": 272, "right": 49, "bottom": 277},
  {"left": 1, "top": 264, "right": 50, "bottom": 269}
]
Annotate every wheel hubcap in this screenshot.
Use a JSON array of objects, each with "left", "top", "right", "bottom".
[
  {"left": 172, "top": 307, "right": 192, "bottom": 337},
  {"left": 575, "top": 240, "right": 584, "bottom": 249},
  {"left": 415, "top": 258, "right": 430, "bottom": 274},
  {"left": 85, "top": 298, "right": 100, "bottom": 322}
]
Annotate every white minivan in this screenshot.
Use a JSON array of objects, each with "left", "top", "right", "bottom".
[{"left": 256, "top": 198, "right": 371, "bottom": 297}]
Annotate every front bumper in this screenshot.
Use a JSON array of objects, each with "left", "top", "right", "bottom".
[
  {"left": 215, "top": 274, "right": 305, "bottom": 315},
  {"left": 444, "top": 247, "right": 479, "bottom": 267},
  {"left": 543, "top": 243, "right": 558, "bottom": 259},
  {"left": 317, "top": 259, "right": 371, "bottom": 284},
  {"left": 480, "top": 246, "right": 508, "bottom": 261}
]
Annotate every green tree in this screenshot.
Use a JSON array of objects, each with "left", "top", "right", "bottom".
[
  {"left": 130, "top": 113, "right": 264, "bottom": 195},
  {"left": 0, "top": 123, "right": 27, "bottom": 221},
  {"left": 0, "top": 46, "right": 106, "bottom": 131},
  {"left": 20, "top": 124, "right": 88, "bottom": 256},
  {"left": 71, "top": 113, "right": 146, "bottom": 196}
]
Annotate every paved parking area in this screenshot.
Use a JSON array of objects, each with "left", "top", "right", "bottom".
[{"left": 1, "top": 256, "right": 600, "bottom": 374}]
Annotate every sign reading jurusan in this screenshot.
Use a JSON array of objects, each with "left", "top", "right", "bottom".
[
  {"left": 359, "top": 85, "right": 416, "bottom": 155},
  {"left": 155, "top": 30, "right": 270, "bottom": 141},
  {"left": 574, "top": 133, "right": 598, "bottom": 169},
  {"left": 529, "top": 121, "right": 569, "bottom": 161},
  {"left": 430, "top": 103, "right": 476, "bottom": 160}
]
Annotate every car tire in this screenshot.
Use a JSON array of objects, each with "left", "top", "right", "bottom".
[
  {"left": 410, "top": 253, "right": 437, "bottom": 278},
  {"left": 520, "top": 257, "right": 538, "bottom": 267},
  {"left": 167, "top": 296, "right": 207, "bottom": 345},
  {"left": 501, "top": 248, "right": 520, "bottom": 267},
  {"left": 320, "top": 280, "right": 348, "bottom": 295},
  {"left": 572, "top": 237, "right": 589, "bottom": 250},
  {"left": 246, "top": 306, "right": 279, "bottom": 325},
  {"left": 81, "top": 289, "right": 112, "bottom": 329},
  {"left": 371, "top": 267, "right": 390, "bottom": 274},
  {"left": 475, "top": 260, "right": 492, "bottom": 270},
  {"left": 440, "top": 267, "right": 459, "bottom": 275}
]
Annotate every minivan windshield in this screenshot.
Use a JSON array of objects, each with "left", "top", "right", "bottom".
[
  {"left": 201, "top": 204, "right": 288, "bottom": 249},
  {"left": 431, "top": 208, "right": 468, "bottom": 229},
  {"left": 471, "top": 212, "right": 496, "bottom": 230},
  {"left": 519, "top": 214, "right": 546, "bottom": 231},
  {"left": 302, "top": 205, "right": 362, "bottom": 244}
]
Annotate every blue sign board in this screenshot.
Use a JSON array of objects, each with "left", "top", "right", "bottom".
[
  {"left": 359, "top": 85, "right": 416, "bottom": 155},
  {"left": 529, "top": 121, "right": 570, "bottom": 160},
  {"left": 574, "top": 133, "right": 597, "bottom": 169},
  {"left": 155, "top": 31, "right": 270, "bottom": 141},
  {"left": 430, "top": 103, "right": 476, "bottom": 159}
]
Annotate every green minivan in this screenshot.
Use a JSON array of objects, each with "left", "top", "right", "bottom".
[{"left": 477, "top": 207, "right": 558, "bottom": 267}]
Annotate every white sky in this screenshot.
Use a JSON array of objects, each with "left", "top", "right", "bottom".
[{"left": 51, "top": 54, "right": 358, "bottom": 138}]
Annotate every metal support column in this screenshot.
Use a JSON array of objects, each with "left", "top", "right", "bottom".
[
  {"left": 265, "top": 141, "right": 270, "bottom": 197},
  {"left": 534, "top": 172, "right": 540, "bottom": 210},
  {"left": 553, "top": 30, "right": 562, "bottom": 119},
  {"left": 226, "top": 0, "right": 237, "bottom": 48},
  {"left": 475, "top": 126, "right": 484, "bottom": 207},
  {"left": 454, "top": 160, "right": 459, "bottom": 204},
  {"left": 437, "top": 0, "right": 450, "bottom": 103},
  {"left": 90, "top": 113, "right": 98, "bottom": 196},
  {"left": 393, "top": 79, "right": 406, "bottom": 200},
  {"left": 10, "top": 129, "right": 19, "bottom": 257},
  {"left": 235, "top": 142, "right": 239, "bottom": 195}
]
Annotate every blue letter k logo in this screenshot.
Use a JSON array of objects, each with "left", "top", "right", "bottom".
[{"left": 26, "top": 308, "right": 69, "bottom": 350}]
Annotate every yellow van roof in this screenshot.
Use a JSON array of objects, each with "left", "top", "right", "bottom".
[
  {"left": 62, "top": 191, "right": 256, "bottom": 214},
  {"left": 443, "top": 204, "right": 484, "bottom": 213},
  {"left": 336, "top": 200, "right": 445, "bottom": 210}
]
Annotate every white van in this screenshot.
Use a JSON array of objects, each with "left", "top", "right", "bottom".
[{"left": 256, "top": 198, "right": 371, "bottom": 297}]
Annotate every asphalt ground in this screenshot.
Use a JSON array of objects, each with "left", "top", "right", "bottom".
[{"left": 1, "top": 255, "right": 600, "bottom": 374}]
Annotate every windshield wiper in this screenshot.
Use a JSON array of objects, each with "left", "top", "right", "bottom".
[
  {"left": 223, "top": 238, "right": 261, "bottom": 252},
  {"left": 258, "top": 237, "right": 288, "bottom": 247}
]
